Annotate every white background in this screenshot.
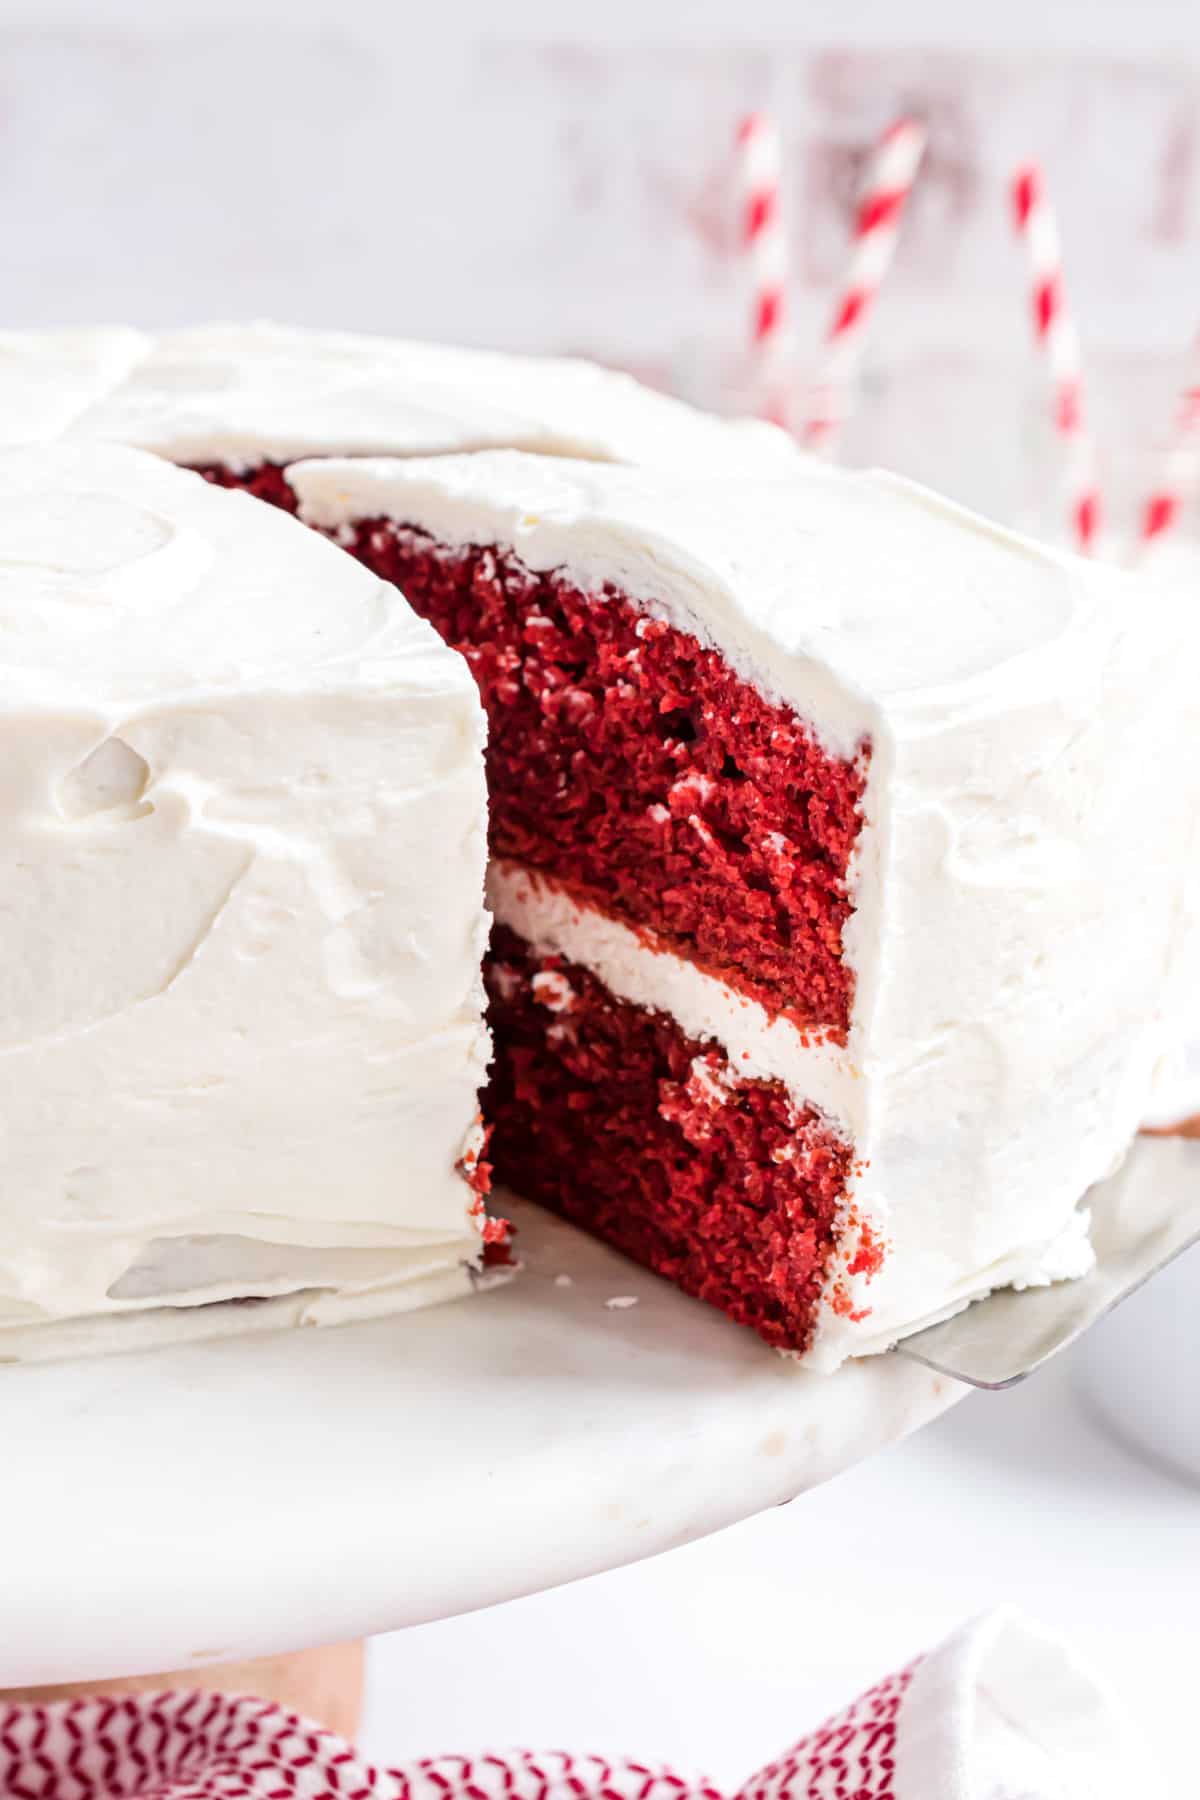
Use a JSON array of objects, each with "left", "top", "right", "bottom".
[
  {"left": 8, "top": 0, "right": 1200, "bottom": 358},
  {"left": 9, "top": 2, "right": 1200, "bottom": 1789},
  {"left": 9, "top": 0, "right": 1200, "bottom": 535}
]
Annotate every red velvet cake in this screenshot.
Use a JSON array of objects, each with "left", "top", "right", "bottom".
[
  {"left": 347, "top": 530, "right": 867, "bottom": 1348},
  {"left": 286, "top": 448, "right": 1196, "bottom": 1366},
  {"left": 485, "top": 925, "right": 853, "bottom": 1347},
  {"left": 12, "top": 323, "right": 1195, "bottom": 1366}
]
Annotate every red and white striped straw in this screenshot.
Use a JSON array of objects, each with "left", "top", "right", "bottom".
[
  {"left": 1010, "top": 161, "right": 1103, "bottom": 555},
  {"left": 1137, "top": 343, "right": 1200, "bottom": 550},
  {"left": 804, "top": 117, "right": 927, "bottom": 455},
  {"left": 735, "top": 112, "right": 792, "bottom": 430}
]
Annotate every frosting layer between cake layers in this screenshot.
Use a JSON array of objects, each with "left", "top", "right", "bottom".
[
  {"left": 0, "top": 442, "right": 492, "bottom": 1352},
  {"left": 487, "top": 863, "right": 859, "bottom": 1128},
  {"left": 41, "top": 321, "right": 796, "bottom": 474},
  {"left": 293, "top": 449, "right": 1200, "bottom": 1367}
]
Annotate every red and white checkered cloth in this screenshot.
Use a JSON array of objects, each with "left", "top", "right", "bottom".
[{"left": 0, "top": 1611, "right": 1144, "bottom": 1800}]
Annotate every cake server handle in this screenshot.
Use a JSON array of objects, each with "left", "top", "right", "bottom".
[{"left": 895, "top": 1134, "right": 1200, "bottom": 1390}]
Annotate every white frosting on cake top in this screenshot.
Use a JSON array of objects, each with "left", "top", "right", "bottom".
[
  {"left": 2, "top": 441, "right": 456, "bottom": 711},
  {"left": 0, "top": 328, "right": 148, "bottom": 446},
  {"left": 0, "top": 441, "right": 491, "bottom": 1341},
  {"left": 293, "top": 448, "right": 1200, "bottom": 1366},
  {"left": 290, "top": 447, "right": 1118, "bottom": 760},
  {"left": 52, "top": 321, "right": 796, "bottom": 473}
]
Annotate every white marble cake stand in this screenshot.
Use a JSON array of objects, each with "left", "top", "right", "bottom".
[{"left": 0, "top": 1200, "right": 960, "bottom": 1687}]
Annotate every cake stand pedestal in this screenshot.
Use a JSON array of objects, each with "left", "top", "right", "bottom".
[{"left": 0, "top": 1201, "right": 960, "bottom": 1688}]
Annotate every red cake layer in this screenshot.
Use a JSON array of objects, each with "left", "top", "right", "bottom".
[
  {"left": 346, "top": 526, "right": 868, "bottom": 1036},
  {"left": 191, "top": 460, "right": 300, "bottom": 512},
  {"left": 189, "top": 465, "right": 868, "bottom": 1032},
  {"left": 485, "top": 924, "right": 851, "bottom": 1350}
]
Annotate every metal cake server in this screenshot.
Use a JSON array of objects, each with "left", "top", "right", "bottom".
[{"left": 896, "top": 1133, "right": 1200, "bottom": 1389}]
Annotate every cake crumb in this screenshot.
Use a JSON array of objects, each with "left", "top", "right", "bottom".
[
  {"left": 532, "top": 969, "right": 576, "bottom": 1013},
  {"left": 554, "top": 1273, "right": 574, "bottom": 1288},
  {"left": 605, "top": 1294, "right": 639, "bottom": 1310}
]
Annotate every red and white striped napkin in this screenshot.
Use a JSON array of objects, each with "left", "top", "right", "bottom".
[{"left": 0, "top": 1610, "right": 1144, "bottom": 1800}]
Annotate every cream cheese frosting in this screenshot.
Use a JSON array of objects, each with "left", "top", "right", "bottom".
[
  {"left": 0, "top": 328, "right": 148, "bottom": 447},
  {"left": 0, "top": 441, "right": 491, "bottom": 1352},
  {"left": 48, "top": 321, "right": 797, "bottom": 474},
  {"left": 293, "top": 449, "right": 1200, "bottom": 1367},
  {"left": 4, "top": 330, "right": 1193, "bottom": 1366}
]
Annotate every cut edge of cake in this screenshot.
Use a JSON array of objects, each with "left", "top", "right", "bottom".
[{"left": 289, "top": 447, "right": 1200, "bottom": 1368}]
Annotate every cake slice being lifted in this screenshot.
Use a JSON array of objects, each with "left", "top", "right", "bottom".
[{"left": 292, "top": 449, "right": 1199, "bottom": 1369}]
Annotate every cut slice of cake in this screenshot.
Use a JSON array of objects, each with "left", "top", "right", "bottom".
[
  {"left": 291, "top": 448, "right": 1199, "bottom": 1369},
  {"left": 0, "top": 441, "right": 495, "bottom": 1356},
  {"left": 56, "top": 322, "right": 795, "bottom": 503}
]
